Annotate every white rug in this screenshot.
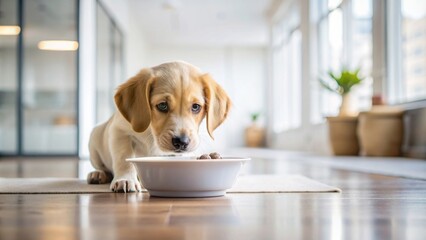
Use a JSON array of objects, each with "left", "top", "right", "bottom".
[{"left": 0, "top": 175, "right": 340, "bottom": 194}]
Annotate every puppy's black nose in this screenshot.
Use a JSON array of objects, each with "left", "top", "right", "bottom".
[{"left": 172, "top": 136, "right": 190, "bottom": 151}]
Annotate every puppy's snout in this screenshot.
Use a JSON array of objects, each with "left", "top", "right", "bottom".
[{"left": 172, "top": 135, "right": 190, "bottom": 151}]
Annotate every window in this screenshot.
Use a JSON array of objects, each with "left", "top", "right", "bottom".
[
  {"left": 0, "top": 0, "right": 79, "bottom": 155},
  {"left": 22, "top": 0, "right": 79, "bottom": 154},
  {"left": 311, "top": 0, "right": 343, "bottom": 123},
  {"left": 311, "top": 0, "right": 373, "bottom": 123},
  {"left": 0, "top": 0, "right": 19, "bottom": 153},
  {"left": 388, "top": 0, "right": 426, "bottom": 103},
  {"left": 351, "top": 0, "right": 373, "bottom": 110},
  {"left": 271, "top": 4, "right": 302, "bottom": 133}
]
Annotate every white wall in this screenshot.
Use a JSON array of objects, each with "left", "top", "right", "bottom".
[
  {"left": 99, "top": 0, "right": 150, "bottom": 77},
  {"left": 271, "top": 123, "right": 331, "bottom": 155},
  {"left": 144, "top": 46, "right": 267, "bottom": 151},
  {"left": 79, "top": 0, "right": 97, "bottom": 158}
]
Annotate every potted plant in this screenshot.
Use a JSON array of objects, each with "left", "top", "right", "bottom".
[
  {"left": 319, "top": 67, "right": 364, "bottom": 116},
  {"left": 319, "top": 67, "right": 364, "bottom": 155},
  {"left": 245, "top": 112, "right": 265, "bottom": 148}
]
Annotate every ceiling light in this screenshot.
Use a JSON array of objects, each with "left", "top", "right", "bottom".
[
  {"left": 0, "top": 26, "right": 21, "bottom": 35},
  {"left": 38, "top": 40, "right": 79, "bottom": 51}
]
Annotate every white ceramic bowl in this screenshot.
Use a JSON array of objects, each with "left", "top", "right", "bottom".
[{"left": 127, "top": 156, "right": 250, "bottom": 197}]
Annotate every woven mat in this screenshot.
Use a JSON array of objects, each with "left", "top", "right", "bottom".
[{"left": 0, "top": 175, "right": 340, "bottom": 194}]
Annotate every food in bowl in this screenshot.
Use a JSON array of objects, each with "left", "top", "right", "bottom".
[
  {"left": 209, "top": 152, "right": 222, "bottom": 159},
  {"left": 197, "top": 154, "right": 211, "bottom": 159},
  {"left": 197, "top": 152, "right": 222, "bottom": 160},
  {"left": 127, "top": 156, "right": 250, "bottom": 197}
]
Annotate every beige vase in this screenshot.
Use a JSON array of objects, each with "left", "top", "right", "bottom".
[
  {"left": 245, "top": 124, "right": 265, "bottom": 148},
  {"left": 339, "top": 93, "right": 357, "bottom": 117},
  {"left": 327, "top": 116, "right": 359, "bottom": 155},
  {"left": 358, "top": 108, "right": 404, "bottom": 156}
]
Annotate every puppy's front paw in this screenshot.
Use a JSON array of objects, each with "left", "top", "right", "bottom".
[
  {"left": 110, "top": 178, "right": 142, "bottom": 193},
  {"left": 87, "top": 171, "right": 113, "bottom": 184}
]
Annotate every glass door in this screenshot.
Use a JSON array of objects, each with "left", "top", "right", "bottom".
[
  {"left": 0, "top": 0, "right": 19, "bottom": 154},
  {"left": 22, "top": 0, "right": 78, "bottom": 154}
]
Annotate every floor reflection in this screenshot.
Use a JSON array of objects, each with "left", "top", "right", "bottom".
[{"left": 76, "top": 193, "right": 240, "bottom": 239}]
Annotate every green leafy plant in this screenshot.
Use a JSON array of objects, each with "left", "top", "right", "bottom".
[
  {"left": 250, "top": 112, "right": 260, "bottom": 123},
  {"left": 319, "top": 67, "right": 364, "bottom": 95}
]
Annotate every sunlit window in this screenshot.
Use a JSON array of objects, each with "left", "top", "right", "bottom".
[
  {"left": 272, "top": 4, "right": 302, "bottom": 133},
  {"left": 311, "top": 0, "right": 372, "bottom": 123},
  {"left": 388, "top": 0, "right": 426, "bottom": 103},
  {"left": 351, "top": 0, "right": 373, "bottom": 111},
  {"left": 311, "top": 0, "right": 343, "bottom": 123}
]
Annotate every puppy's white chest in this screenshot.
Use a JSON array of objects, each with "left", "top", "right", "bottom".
[{"left": 130, "top": 134, "right": 162, "bottom": 156}]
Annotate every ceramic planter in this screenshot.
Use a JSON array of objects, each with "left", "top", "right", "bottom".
[
  {"left": 358, "top": 109, "right": 404, "bottom": 156},
  {"left": 245, "top": 124, "right": 265, "bottom": 148},
  {"left": 339, "top": 93, "right": 357, "bottom": 117},
  {"left": 327, "top": 116, "right": 359, "bottom": 155}
]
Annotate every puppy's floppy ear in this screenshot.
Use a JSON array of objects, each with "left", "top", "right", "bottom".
[
  {"left": 201, "top": 74, "right": 232, "bottom": 139},
  {"left": 114, "top": 68, "right": 154, "bottom": 132}
]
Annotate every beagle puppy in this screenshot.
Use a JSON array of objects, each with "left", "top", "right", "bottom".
[{"left": 87, "top": 61, "right": 231, "bottom": 192}]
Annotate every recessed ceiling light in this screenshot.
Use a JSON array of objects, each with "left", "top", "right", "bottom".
[
  {"left": 38, "top": 40, "right": 79, "bottom": 51},
  {"left": 0, "top": 26, "right": 21, "bottom": 35}
]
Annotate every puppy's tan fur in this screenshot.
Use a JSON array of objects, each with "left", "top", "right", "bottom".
[{"left": 87, "top": 61, "right": 231, "bottom": 192}]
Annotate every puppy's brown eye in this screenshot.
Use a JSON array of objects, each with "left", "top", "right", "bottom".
[
  {"left": 156, "top": 102, "right": 168, "bottom": 113},
  {"left": 192, "top": 103, "right": 201, "bottom": 113}
]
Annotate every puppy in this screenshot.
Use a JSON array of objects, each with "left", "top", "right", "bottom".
[{"left": 87, "top": 61, "right": 231, "bottom": 192}]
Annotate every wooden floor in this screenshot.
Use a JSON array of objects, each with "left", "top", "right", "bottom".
[{"left": 0, "top": 152, "right": 425, "bottom": 240}]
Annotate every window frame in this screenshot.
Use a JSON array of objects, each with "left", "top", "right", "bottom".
[
  {"left": 312, "top": 0, "right": 374, "bottom": 124},
  {"left": 312, "top": 0, "right": 345, "bottom": 123},
  {"left": 271, "top": 3, "right": 303, "bottom": 133},
  {"left": 386, "top": 0, "right": 426, "bottom": 105}
]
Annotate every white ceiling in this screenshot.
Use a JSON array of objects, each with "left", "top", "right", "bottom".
[{"left": 129, "top": 0, "right": 274, "bottom": 47}]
